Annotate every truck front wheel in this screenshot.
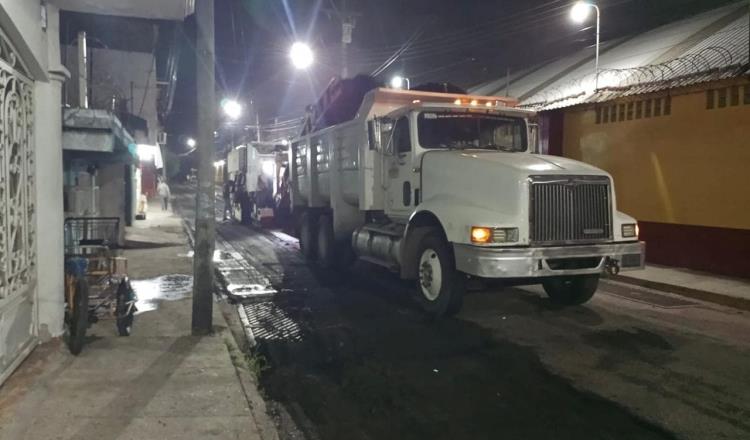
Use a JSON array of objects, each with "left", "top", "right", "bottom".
[
  {"left": 415, "top": 232, "right": 465, "bottom": 318},
  {"left": 542, "top": 274, "right": 599, "bottom": 306}
]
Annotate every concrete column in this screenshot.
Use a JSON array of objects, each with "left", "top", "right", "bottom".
[{"left": 35, "top": 4, "right": 69, "bottom": 340}]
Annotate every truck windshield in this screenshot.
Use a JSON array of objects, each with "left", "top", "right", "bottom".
[{"left": 417, "top": 111, "right": 526, "bottom": 152}]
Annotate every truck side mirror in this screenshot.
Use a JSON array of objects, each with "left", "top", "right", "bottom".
[{"left": 367, "top": 119, "right": 381, "bottom": 151}]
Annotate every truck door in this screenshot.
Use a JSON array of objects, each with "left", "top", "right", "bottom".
[{"left": 384, "top": 116, "right": 417, "bottom": 220}]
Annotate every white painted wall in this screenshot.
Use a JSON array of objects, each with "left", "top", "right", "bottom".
[
  {"left": 55, "top": 0, "right": 194, "bottom": 21},
  {"left": 0, "top": 0, "right": 47, "bottom": 79},
  {"left": 34, "top": 4, "right": 68, "bottom": 340}
]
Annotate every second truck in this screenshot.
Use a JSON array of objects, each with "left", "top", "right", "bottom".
[{"left": 289, "top": 82, "right": 645, "bottom": 317}]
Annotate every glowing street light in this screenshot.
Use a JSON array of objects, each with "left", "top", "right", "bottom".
[
  {"left": 221, "top": 99, "right": 242, "bottom": 120},
  {"left": 570, "top": 1, "right": 600, "bottom": 90},
  {"left": 290, "top": 42, "right": 314, "bottom": 70},
  {"left": 186, "top": 137, "right": 197, "bottom": 148},
  {"left": 390, "top": 75, "right": 410, "bottom": 90}
]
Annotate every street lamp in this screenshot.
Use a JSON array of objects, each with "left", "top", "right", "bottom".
[
  {"left": 570, "top": 1, "right": 600, "bottom": 90},
  {"left": 390, "top": 75, "right": 410, "bottom": 90},
  {"left": 221, "top": 99, "right": 242, "bottom": 120},
  {"left": 290, "top": 42, "right": 314, "bottom": 70},
  {"left": 186, "top": 137, "right": 197, "bottom": 148}
]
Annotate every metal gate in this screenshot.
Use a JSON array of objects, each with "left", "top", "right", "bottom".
[{"left": 0, "top": 26, "right": 37, "bottom": 385}]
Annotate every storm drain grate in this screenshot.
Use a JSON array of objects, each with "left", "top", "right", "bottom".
[
  {"left": 601, "top": 280, "right": 698, "bottom": 308},
  {"left": 242, "top": 302, "right": 304, "bottom": 342}
]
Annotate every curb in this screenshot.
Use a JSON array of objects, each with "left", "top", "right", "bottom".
[
  {"left": 179, "top": 216, "right": 276, "bottom": 439},
  {"left": 609, "top": 274, "right": 750, "bottom": 312}
]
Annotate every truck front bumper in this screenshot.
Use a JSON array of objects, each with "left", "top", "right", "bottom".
[{"left": 453, "top": 241, "right": 645, "bottom": 279}]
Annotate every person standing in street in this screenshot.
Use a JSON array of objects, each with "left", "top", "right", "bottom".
[
  {"left": 157, "top": 179, "right": 171, "bottom": 211},
  {"left": 223, "top": 179, "right": 234, "bottom": 220}
]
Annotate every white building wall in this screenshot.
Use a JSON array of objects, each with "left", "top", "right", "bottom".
[
  {"left": 54, "top": 0, "right": 194, "bottom": 21},
  {"left": 35, "top": 4, "right": 68, "bottom": 340}
]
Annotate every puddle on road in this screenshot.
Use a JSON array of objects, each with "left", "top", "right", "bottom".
[
  {"left": 178, "top": 250, "right": 228, "bottom": 262},
  {"left": 131, "top": 274, "right": 193, "bottom": 314}
]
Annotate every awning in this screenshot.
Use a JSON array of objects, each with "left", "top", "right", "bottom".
[{"left": 63, "top": 108, "right": 137, "bottom": 161}]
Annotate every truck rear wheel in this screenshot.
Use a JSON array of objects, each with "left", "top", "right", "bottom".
[
  {"left": 299, "top": 212, "right": 317, "bottom": 261},
  {"left": 316, "top": 214, "right": 356, "bottom": 270},
  {"left": 542, "top": 274, "right": 599, "bottom": 306},
  {"left": 415, "top": 231, "right": 464, "bottom": 318}
]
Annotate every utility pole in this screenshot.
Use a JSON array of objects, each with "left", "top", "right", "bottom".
[
  {"left": 327, "top": 0, "right": 360, "bottom": 78},
  {"left": 193, "top": 0, "right": 216, "bottom": 335}
]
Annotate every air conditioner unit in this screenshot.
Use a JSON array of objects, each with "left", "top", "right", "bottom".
[{"left": 157, "top": 132, "right": 168, "bottom": 145}]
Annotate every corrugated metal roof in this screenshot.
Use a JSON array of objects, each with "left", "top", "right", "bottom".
[{"left": 469, "top": 2, "right": 749, "bottom": 110}]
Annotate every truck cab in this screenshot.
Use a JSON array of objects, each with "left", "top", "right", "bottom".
[{"left": 290, "top": 87, "right": 645, "bottom": 317}]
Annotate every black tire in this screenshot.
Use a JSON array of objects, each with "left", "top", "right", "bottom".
[
  {"left": 316, "top": 214, "right": 335, "bottom": 269},
  {"left": 116, "top": 279, "right": 135, "bottom": 337},
  {"left": 299, "top": 211, "right": 318, "bottom": 261},
  {"left": 542, "top": 274, "right": 599, "bottom": 306},
  {"left": 240, "top": 196, "right": 253, "bottom": 225},
  {"left": 68, "top": 277, "right": 89, "bottom": 355},
  {"left": 415, "top": 231, "right": 465, "bottom": 318}
]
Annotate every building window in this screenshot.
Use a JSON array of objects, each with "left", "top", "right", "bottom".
[
  {"left": 627, "top": 102, "right": 634, "bottom": 120},
  {"left": 595, "top": 107, "right": 602, "bottom": 124},
  {"left": 635, "top": 101, "right": 643, "bottom": 119},
  {"left": 645, "top": 99, "right": 652, "bottom": 117},
  {"left": 744, "top": 85, "right": 750, "bottom": 105},
  {"left": 654, "top": 98, "right": 662, "bottom": 116},
  {"left": 602, "top": 106, "right": 609, "bottom": 123},
  {"left": 617, "top": 104, "right": 624, "bottom": 121},
  {"left": 706, "top": 90, "right": 715, "bottom": 109},
  {"left": 730, "top": 86, "right": 739, "bottom": 106},
  {"left": 664, "top": 96, "right": 671, "bottom": 115},
  {"left": 717, "top": 88, "right": 727, "bottom": 108},
  {"left": 610, "top": 105, "right": 617, "bottom": 122}
]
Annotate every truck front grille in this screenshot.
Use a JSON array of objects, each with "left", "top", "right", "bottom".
[{"left": 529, "top": 175, "right": 612, "bottom": 244}]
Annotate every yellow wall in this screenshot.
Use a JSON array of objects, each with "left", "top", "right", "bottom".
[{"left": 563, "top": 79, "right": 750, "bottom": 230}]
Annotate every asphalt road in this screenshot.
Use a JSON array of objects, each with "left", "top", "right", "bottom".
[
  {"left": 207, "top": 220, "right": 750, "bottom": 440},
  {"left": 171, "top": 183, "right": 749, "bottom": 440}
]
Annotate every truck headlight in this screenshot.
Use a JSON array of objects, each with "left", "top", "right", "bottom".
[
  {"left": 622, "top": 223, "right": 638, "bottom": 238},
  {"left": 471, "top": 227, "right": 519, "bottom": 244}
]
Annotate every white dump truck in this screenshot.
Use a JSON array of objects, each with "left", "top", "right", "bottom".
[{"left": 289, "top": 86, "right": 645, "bottom": 317}]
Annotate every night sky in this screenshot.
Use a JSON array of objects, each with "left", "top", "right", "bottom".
[{"left": 168, "top": 0, "right": 734, "bottom": 144}]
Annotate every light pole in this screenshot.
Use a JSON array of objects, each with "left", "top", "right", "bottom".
[
  {"left": 390, "top": 75, "right": 410, "bottom": 90},
  {"left": 290, "top": 42, "right": 314, "bottom": 70},
  {"left": 570, "top": 1, "right": 600, "bottom": 90}
]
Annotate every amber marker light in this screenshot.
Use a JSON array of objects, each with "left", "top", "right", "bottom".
[{"left": 471, "top": 227, "right": 493, "bottom": 244}]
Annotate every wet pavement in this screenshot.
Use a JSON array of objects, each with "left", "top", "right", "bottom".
[
  {"left": 206, "top": 220, "right": 750, "bottom": 440},
  {"left": 171, "top": 189, "right": 750, "bottom": 440}
]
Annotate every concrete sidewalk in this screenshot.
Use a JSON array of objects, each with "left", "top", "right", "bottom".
[
  {"left": 613, "top": 264, "right": 750, "bottom": 310},
  {"left": 0, "top": 204, "right": 278, "bottom": 440}
]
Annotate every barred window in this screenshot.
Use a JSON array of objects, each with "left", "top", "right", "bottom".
[
  {"left": 654, "top": 98, "right": 662, "bottom": 116},
  {"left": 595, "top": 107, "right": 602, "bottom": 124},
  {"left": 610, "top": 105, "right": 617, "bottom": 122},
  {"left": 717, "top": 88, "right": 727, "bottom": 108},
  {"left": 635, "top": 101, "right": 643, "bottom": 119},
  {"left": 618, "top": 104, "right": 625, "bottom": 121},
  {"left": 706, "top": 90, "right": 715, "bottom": 109},
  {"left": 627, "top": 102, "right": 634, "bottom": 120},
  {"left": 602, "top": 105, "right": 609, "bottom": 123},
  {"left": 744, "top": 85, "right": 750, "bottom": 105},
  {"left": 730, "top": 86, "right": 739, "bottom": 106},
  {"left": 645, "top": 99, "right": 652, "bottom": 117},
  {"left": 664, "top": 96, "right": 671, "bottom": 115}
]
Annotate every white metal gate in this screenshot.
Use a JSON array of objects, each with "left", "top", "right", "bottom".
[{"left": 0, "top": 26, "right": 37, "bottom": 385}]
